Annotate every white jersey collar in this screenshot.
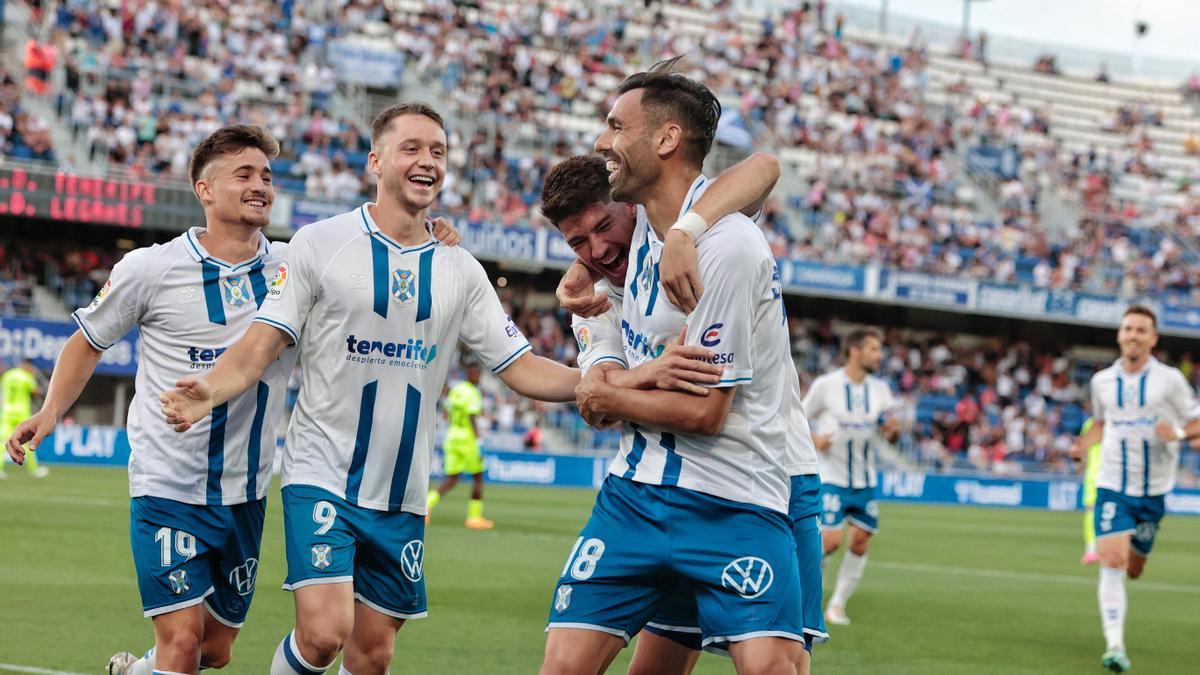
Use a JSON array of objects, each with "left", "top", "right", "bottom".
[
  {"left": 183, "top": 227, "right": 270, "bottom": 271},
  {"left": 358, "top": 203, "right": 437, "bottom": 254}
]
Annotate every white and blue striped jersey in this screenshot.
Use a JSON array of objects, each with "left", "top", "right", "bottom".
[
  {"left": 1090, "top": 357, "right": 1200, "bottom": 497},
  {"left": 802, "top": 368, "right": 896, "bottom": 489},
  {"left": 603, "top": 176, "right": 795, "bottom": 514},
  {"left": 254, "top": 204, "right": 531, "bottom": 513},
  {"left": 572, "top": 286, "right": 820, "bottom": 479},
  {"left": 72, "top": 228, "right": 295, "bottom": 505}
]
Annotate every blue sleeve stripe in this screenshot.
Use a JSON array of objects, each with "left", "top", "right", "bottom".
[
  {"left": 253, "top": 317, "right": 299, "bottom": 344},
  {"left": 586, "top": 355, "right": 627, "bottom": 369},
  {"left": 492, "top": 343, "right": 532, "bottom": 373},
  {"left": 715, "top": 376, "right": 752, "bottom": 386},
  {"left": 71, "top": 310, "right": 114, "bottom": 351}
]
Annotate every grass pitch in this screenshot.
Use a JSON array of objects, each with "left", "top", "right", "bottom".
[{"left": 1, "top": 466, "right": 1197, "bottom": 674}]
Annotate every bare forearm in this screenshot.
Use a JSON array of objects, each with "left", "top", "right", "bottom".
[
  {"left": 693, "top": 152, "right": 780, "bottom": 223},
  {"left": 500, "top": 353, "right": 580, "bottom": 402},
  {"left": 595, "top": 386, "right": 726, "bottom": 436},
  {"left": 41, "top": 331, "right": 103, "bottom": 418},
  {"left": 206, "top": 323, "right": 287, "bottom": 406}
]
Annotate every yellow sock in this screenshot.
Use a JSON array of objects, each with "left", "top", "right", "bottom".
[
  {"left": 427, "top": 490, "right": 441, "bottom": 511},
  {"left": 25, "top": 450, "right": 38, "bottom": 473},
  {"left": 1084, "top": 508, "right": 1096, "bottom": 550},
  {"left": 468, "top": 499, "right": 484, "bottom": 520}
]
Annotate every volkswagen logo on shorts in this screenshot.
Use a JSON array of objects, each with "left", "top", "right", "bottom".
[
  {"left": 312, "top": 544, "right": 332, "bottom": 570},
  {"left": 554, "top": 584, "right": 573, "bottom": 613},
  {"left": 721, "top": 556, "right": 774, "bottom": 599},
  {"left": 229, "top": 558, "right": 259, "bottom": 596},
  {"left": 401, "top": 540, "right": 424, "bottom": 582},
  {"left": 1134, "top": 521, "right": 1157, "bottom": 543}
]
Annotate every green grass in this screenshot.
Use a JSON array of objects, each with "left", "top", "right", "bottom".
[{"left": 1, "top": 466, "right": 1197, "bottom": 674}]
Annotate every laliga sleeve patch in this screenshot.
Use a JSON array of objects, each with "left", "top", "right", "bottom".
[
  {"left": 89, "top": 278, "right": 113, "bottom": 309},
  {"left": 267, "top": 262, "right": 288, "bottom": 301}
]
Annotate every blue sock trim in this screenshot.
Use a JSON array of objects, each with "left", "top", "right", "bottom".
[{"left": 282, "top": 630, "right": 325, "bottom": 674}]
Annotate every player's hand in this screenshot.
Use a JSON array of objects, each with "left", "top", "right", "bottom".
[
  {"left": 557, "top": 261, "right": 608, "bottom": 317},
  {"left": 575, "top": 372, "right": 615, "bottom": 429},
  {"left": 881, "top": 416, "right": 901, "bottom": 440},
  {"left": 429, "top": 216, "right": 462, "bottom": 246},
  {"left": 5, "top": 409, "right": 57, "bottom": 465},
  {"left": 814, "top": 434, "right": 834, "bottom": 453},
  {"left": 660, "top": 228, "right": 703, "bottom": 313},
  {"left": 160, "top": 377, "right": 216, "bottom": 433},
  {"left": 1068, "top": 438, "right": 1086, "bottom": 461},
  {"left": 1154, "top": 419, "right": 1182, "bottom": 442},
  {"left": 629, "top": 326, "right": 723, "bottom": 395}
]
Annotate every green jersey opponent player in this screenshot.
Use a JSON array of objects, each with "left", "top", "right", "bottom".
[
  {"left": 426, "top": 354, "right": 494, "bottom": 529},
  {"left": 1, "top": 359, "right": 46, "bottom": 478}
]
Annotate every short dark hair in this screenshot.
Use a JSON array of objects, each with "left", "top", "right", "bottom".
[
  {"left": 1124, "top": 305, "right": 1158, "bottom": 330},
  {"left": 616, "top": 56, "right": 721, "bottom": 166},
  {"left": 371, "top": 102, "right": 444, "bottom": 150},
  {"left": 540, "top": 155, "right": 612, "bottom": 226},
  {"left": 844, "top": 329, "right": 882, "bottom": 355},
  {"left": 188, "top": 124, "right": 279, "bottom": 190}
]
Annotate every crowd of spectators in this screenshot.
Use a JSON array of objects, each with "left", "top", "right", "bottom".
[
  {"left": 19, "top": 0, "right": 1200, "bottom": 307},
  {"left": 0, "top": 61, "right": 57, "bottom": 163}
]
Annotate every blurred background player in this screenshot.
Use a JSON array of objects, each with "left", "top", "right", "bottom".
[
  {"left": 1070, "top": 305, "right": 1200, "bottom": 673},
  {"left": 427, "top": 353, "right": 493, "bottom": 529},
  {"left": 803, "top": 328, "right": 900, "bottom": 626},
  {"left": 1079, "top": 416, "right": 1103, "bottom": 565},
  {"left": 0, "top": 358, "right": 47, "bottom": 479}
]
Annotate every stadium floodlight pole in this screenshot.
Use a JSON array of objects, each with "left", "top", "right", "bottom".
[{"left": 961, "top": 0, "right": 989, "bottom": 40}]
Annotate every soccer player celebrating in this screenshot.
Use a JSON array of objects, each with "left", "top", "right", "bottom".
[
  {"left": 160, "top": 102, "right": 580, "bottom": 675},
  {"left": 544, "top": 153, "right": 828, "bottom": 674},
  {"left": 6, "top": 125, "right": 294, "bottom": 675},
  {"left": 802, "top": 328, "right": 900, "bottom": 627},
  {"left": 0, "top": 359, "right": 47, "bottom": 478},
  {"left": 426, "top": 354, "right": 494, "bottom": 529},
  {"left": 539, "top": 62, "right": 808, "bottom": 675},
  {"left": 1070, "top": 305, "right": 1200, "bottom": 673}
]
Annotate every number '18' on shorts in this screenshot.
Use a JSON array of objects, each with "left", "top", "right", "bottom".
[{"left": 546, "top": 475, "right": 805, "bottom": 650}]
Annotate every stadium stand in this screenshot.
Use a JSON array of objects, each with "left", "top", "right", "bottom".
[{"left": 2, "top": 0, "right": 1199, "bottom": 486}]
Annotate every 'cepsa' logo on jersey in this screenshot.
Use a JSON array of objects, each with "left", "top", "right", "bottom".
[
  {"left": 186, "top": 346, "right": 227, "bottom": 369},
  {"left": 700, "top": 322, "right": 723, "bottom": 347},
  {"left": 345, "top": 335, "right": 438, "bottom": 369}
]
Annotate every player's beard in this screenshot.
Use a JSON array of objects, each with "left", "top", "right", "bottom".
[{"left": 609, "top": 141, "right": 659, "bottom": 205}]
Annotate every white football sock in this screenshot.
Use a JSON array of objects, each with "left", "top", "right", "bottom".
[
  {"left": 271, "top": 630, "right": 331, "bottom": 675},
  {"left": 125, "top": 647, "right": 155, "bottom": 675},
  {"left": 829, "top": 552, "right": 868, "bottom": 609},
  {"left": 1098, "top": 566, "right": 1127, "bottom": 651},
  {"left": 338, "top": 666, "right": 352, "bottom": 675}
]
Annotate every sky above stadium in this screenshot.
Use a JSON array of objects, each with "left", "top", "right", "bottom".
[{"left": 838, "top": 0, "right": 1200, "bottom": 71}]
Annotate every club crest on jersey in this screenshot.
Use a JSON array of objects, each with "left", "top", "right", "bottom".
[
  {"left": 88, "top": 278, "right": 113, "bottom": 309},
  {"left": 401, "top": 540, "right": 424, "bottom": 582},
  {"left": 311, "top": 544, "right": 332, "bottom": 570},
  {"left": 575, "top": 325, "right": 590, "bottom": 353},
  {"left": 392, "top": 268, "right": 417, "bottom": 305},
  {"left": 267, "top": 262, "right": 288, "bottom": 301},
  {"left": 229, "top": 558, "right": 258, "bottom": 596},
  {"left": 638, "top": 261, "right": 655, "bottom": 294},
  {"left": 168, "top": 570, "right": 190, "bottom": 595},
  {"left": 222, "top": 276, "right": 250, "bottom": 308},
  {"left": 554, "top": 584, "right": 572, "bottom": 612},
  {"left": 720, "top": 556, "right": 774, "bottom": 599}
]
